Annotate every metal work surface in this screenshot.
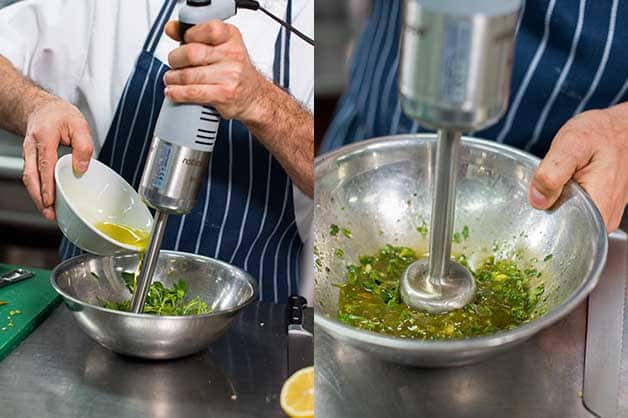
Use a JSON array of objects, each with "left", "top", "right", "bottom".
[
  {"left": 316, "top": 234, "right": 627, "bottom": 418},
  {"left": 584, "top": 232, "right": 627, "bottom": 417},
  {"left": 0, "top": 302, "right": 290, "bottom": 418}
]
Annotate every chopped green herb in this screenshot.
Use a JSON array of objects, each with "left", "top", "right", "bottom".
[
  {"left": 330, "top": 224, "right": 352, "bottom": 239},
  {"left": 335, "top": 248, "right": 345, "bottom": 257},
  {"left": 543, "top": 254, "right": 553, "bottom": 262},
  {"left": 529, "top": 283, "right": 545, "bottom": 305},
  {"left": 453, "top": 226, "right": 470, "bottom": 244},
  {"left": 338, "top": 245, "right": 545, "bottom": 340},
  {"left": 462, "top": 225, "right": 470, "bottom": 240},
  {"left": 101, "top": 274, "right": 210, "bottom": 316},
  {"left": 120, "top": 272, "right": 136, "bottom": 290},
  {"left": 416, "top": 221, "right": 428, "bottom": 238}
]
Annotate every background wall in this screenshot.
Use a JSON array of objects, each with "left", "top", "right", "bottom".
[
  {"left": 0, "top": 0, "right": 61, "bottom": 268},
  {"left": 314, "top": 0, "right": 370, "bottom": 151}
]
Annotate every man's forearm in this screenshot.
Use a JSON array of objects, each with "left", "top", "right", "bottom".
[
  {"left": 0, "top": 55, "right": 53, "bottom": 136},
  {"left": 242, "top": 79, "right": 314, "bottom": 198}
]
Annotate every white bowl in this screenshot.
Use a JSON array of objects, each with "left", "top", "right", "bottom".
[{"left": 55, "top": 154, "right": 153, "bottom": 255}]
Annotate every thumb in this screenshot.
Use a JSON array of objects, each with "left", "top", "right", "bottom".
[
  {"left": 68, "top": 118, "right": 94, "bottom": 174},
  {"left": 528, "top": 133, "right": 592, "bottom": 210},
  {"left": 165, "top": 21, "right": 181, "bottom": 42}
]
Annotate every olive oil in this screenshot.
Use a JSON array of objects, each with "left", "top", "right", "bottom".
[
  {"left": 95, "top": 222, "right": 150, "bottom": 251},
  {"left": 93, "top": 222, "right": 211, "bottom": 315},
  {"left": 95, "top": 222, "right": 150, "bottom": 291},
  {"left": 337, "top": 245, "right": 546, "bottom": 340}
]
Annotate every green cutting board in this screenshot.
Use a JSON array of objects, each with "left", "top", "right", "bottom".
[{"left": 0, "top": 264, "right": 60, "bottom": 361}]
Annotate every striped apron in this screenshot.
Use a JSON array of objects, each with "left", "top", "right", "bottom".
[
  {"left": 322, "top": 0, "right": 628, "bottom": 157},
  {"left": 60, "top": 0, "right": 302, "bottom": 304}
]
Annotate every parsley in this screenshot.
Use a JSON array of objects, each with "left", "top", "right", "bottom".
[
  {"left": 416, "top": 221, "right": 428, "bottom": 238},
  {"left": 453, "top": 225, "right": 470, "bottom": 243},
  {"left": 338, "top": 246, "right": 545, "bottom": 340},
  {"left": 98, "top": 272, "right": 211, "bottom": 316},
  {"left": 330, "top": 224, "right": 352, "bottom": 239}
]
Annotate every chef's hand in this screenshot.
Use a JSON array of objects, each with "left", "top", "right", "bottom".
[
  {"left": 163, "top": 20, "right": 265, "bottom": 121},
  {"left": 528, "top": 103, "right": 628, "bottom": 232},
  {"left": 23, "top": 96, "right": 94, "bottom": 221},
  {"left": 161, "top": 19, "right": 315, "bottom": 197}
]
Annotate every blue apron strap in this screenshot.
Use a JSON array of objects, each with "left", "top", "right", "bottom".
[
  {"left": 284, "top": 0, "right": 292, "bottom": 88},
  {"left": 143, "top": 0, "right": 178, "bottom": 54},
  {"left": 272, "top": 0, "right": 292, "bottom": 89}
]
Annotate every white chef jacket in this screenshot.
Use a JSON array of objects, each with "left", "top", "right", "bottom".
[{"left": 0, "top": 0, "right": 315, "bottom": 297}]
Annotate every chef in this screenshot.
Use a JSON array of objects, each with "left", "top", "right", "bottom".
[
  {"left": 0, "top": 0, "right": 314, "bottom": 303},
  {"left": 323, "top": 0, "right": 627, "bottom": 232}
]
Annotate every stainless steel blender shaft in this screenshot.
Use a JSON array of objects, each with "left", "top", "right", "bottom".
[
  {"left": 130, "top": 211, "right": 169, "bottom": 313},
  {"left": 399, "top": 129, "right": 476, "bottom": 314},
  {"left": 398, "top": 0, "right": 521, "bottom": 312},
  {"left": 428, "top": 129, "right": 461, "bottom": 285},
  {"left": 130, "top": 0, "right": 239, "bottom": 313}
]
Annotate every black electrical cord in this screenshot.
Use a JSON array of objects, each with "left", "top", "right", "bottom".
[{"left": 237, "top": 0, "right": 314, "bottom": 46}]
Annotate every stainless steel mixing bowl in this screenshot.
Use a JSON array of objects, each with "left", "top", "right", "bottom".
[
  {"left": 51, "top": 250, "right": 258, "bottom": 359},
  {"left": 314, "top": 134, "right": 607, "bottom": 367}
]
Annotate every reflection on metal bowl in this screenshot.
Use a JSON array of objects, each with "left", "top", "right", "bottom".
[
  {"left": 51, "top": 250, "right": 258, "bottom": 360},
  {"left": 314, "top": 134, "right": 607, "bottom": 367}
]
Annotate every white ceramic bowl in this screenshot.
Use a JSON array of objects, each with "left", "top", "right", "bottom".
[{"left": 55, "top": 154, "right": 153, "bottom": 255}]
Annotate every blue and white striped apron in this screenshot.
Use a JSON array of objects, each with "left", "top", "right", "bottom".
[
  {"left": 322, "top": 0, "right": 628, "bottom": 157},
  {"left": 61, "top": 0, "right": 302, "bottom": 303}
]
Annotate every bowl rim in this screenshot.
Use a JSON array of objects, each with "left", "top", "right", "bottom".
[
  {"left": 54, "top": 154, "right": 153, "bottom": 253},
  {"left": 314, "top": 133, "right": 609, "bottom": 352},
  {"left": 51, "top": 250, "right": 259, "bottom": 319}
]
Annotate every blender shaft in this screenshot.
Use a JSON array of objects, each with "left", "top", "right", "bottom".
[
  {"left": 130, "top": 211, "right": 169, "bottom": 313},
  {"left": 427, "top": 129, "right": 461, "bottom": 285}
]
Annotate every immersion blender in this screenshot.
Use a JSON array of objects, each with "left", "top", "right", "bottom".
[
  {"left": 131, "top": 0, "right": 314, "bottom": 313},
  {"left": 130, "top": 0, "right": 238, "bottom": 313},
  {"left": 398, "top": 0, "right": 522, "bottom": 313}
]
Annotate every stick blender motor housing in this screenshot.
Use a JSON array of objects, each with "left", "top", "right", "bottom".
[
  {"left": 131, "top": 0, "right": 237, "bottom": 313},
  {"left": 398, "top": 0, "right": 522, "bottom": 313}
]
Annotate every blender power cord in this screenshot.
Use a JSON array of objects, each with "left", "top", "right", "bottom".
[{"left": 237, "top": 0, "right": 315, "bottom": 46}]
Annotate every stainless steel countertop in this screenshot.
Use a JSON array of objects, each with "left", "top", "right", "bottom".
[
  {"left": 0, "top": 302, "right": 292, "bottom": 418},
  {"left": 316, "top": 233, "right": 627, "bottom": 418}
]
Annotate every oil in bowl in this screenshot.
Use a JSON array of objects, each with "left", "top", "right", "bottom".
[{"left": 94, "top": 222, "right": 150, "bottom": 251}]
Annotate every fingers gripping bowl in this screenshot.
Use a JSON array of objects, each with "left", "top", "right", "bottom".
[
  {"left": 314, "top": 134, "right": 607, "bottom": 367},
  {"left": 54, "top": 154, "right": 153, "bottom": 255}
]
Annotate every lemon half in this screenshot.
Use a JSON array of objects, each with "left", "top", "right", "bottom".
[{"left": 280, "top": 366, "right": 314, "bottom": 418}]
